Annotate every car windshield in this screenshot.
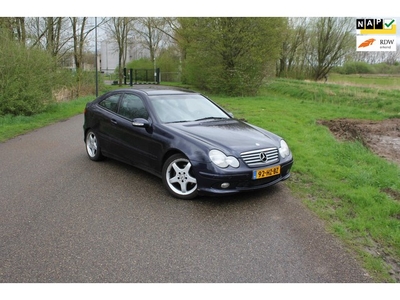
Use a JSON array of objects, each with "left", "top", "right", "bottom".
[{"left": 149, "top": 94, "right": 230, "bottom": 123}]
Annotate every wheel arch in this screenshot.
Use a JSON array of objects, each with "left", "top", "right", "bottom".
[
  {"left": 161, "top": 149, "right": 185, "bottom": 169},
  {"left": 83, "top": 127, "right": 91, "bottom": 142}
]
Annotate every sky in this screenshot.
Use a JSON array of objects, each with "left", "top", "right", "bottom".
[
  {"left": 2, "top": 0, "right": 400, "bottom": 18},
  {"left": 3, "top": 1, "right": 399, "bottom": 40},
  {"left": 4, "top": 1, "right": 399, "bottom": 36}
]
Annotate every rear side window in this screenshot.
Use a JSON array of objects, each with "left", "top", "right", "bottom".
[
  {"left": 99, "top": 94, "right": 120, "bottom": 112},
  {"left": 118, "top": 94, "right": 149, "bottom": 120}
]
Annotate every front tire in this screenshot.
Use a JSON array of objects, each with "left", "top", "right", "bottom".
[
  {"left": 85, "top": 130, "right": 104, "bottom": 161},
  {"left": 162, "top": 154, "right": 198, "bottom": 200}
]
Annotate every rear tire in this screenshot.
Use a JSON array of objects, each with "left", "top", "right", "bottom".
[
  {"left": 85, "top": 130, "right": 104, "bottom": 161},
  {"left": 162, "top": 154, "right": 198, "bottom": 200}
]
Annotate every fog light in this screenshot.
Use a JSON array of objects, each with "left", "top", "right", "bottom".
[{"left": 221, "top": 183, "right": 230, "bottom": 189}]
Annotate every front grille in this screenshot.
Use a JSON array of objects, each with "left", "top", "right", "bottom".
[{"left": 240, "top": 148, "right": 279, "bottom": 168}]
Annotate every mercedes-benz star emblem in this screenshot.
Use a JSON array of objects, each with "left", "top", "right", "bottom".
[{"left": 259, "top": 152, "right": 267, "bottom": 162}]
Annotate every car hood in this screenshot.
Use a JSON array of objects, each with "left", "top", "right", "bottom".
[{"left": 167, "top": 119, "right": 280, "bottom": 154}]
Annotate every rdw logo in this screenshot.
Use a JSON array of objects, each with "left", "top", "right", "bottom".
[
  {"left": 356, "top": 36, "right": 397, "bottom": 52},
  {"left": 358, "top": 38, "right": 376, "bottom": 48}
]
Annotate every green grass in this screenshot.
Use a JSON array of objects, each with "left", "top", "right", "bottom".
[
  {"left": 1, "top": 78, "right": 400, "bottom": 282},
  {"left": 0, "top": 96, "right": 95, "bottom": 142}
]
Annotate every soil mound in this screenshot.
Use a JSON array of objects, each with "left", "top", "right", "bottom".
[{"left": 318, "top": 118, "right": 400, "bottom": 165}]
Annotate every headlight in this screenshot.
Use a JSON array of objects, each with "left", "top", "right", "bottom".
[
  {"left": 279, "top": 139, "right": 290, "bottom": 159},
  {"left": 209, "top": 149, "right": 240, "bottom": 168}
]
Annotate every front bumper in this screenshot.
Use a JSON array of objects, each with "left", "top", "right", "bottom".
[{"left": 196, "top": 158, "right": 293, "bottom": 196}]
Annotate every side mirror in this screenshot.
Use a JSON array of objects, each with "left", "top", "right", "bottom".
[{"left": 132, "top": 118, "right": 150, "bottom": 128}]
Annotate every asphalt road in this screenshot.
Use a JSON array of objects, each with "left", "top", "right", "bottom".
[{"left": 0, "top": 114, "right": 371, "bottom": 283}]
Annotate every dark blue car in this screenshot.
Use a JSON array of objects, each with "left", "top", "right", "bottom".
[{"left": 83, "top": 88, "right": 293, "bottom": 199}]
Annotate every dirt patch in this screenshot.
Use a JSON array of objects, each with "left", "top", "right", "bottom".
[{"left": 318, "top": 118, "right": 400, "bottom": 166}]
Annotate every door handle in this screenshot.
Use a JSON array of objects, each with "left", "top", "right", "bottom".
[{"left": 110, "top": 119, "right": 118, "bottom": 125}]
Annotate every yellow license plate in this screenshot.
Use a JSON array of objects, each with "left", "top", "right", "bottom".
[{"left": 253, "top": 166, "right": 281, "bottom": 180}]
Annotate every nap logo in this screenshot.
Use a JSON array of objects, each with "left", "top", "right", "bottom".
[
  {"left": 356, "top": 18, "right": 396, "bottom": 35},
  {"left": 356, "top": 19, "right": 383, "bottom": 30}
]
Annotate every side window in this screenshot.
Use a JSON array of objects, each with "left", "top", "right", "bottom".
[
  {"left": 119, "top": 94, "right": 149, "bottom": 120},
  {"left": 99, "top": 94, "right": 120, "bottom": 113}
]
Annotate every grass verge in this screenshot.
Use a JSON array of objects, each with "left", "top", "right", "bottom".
[{"left": 0, "top": 96, "right": 94, "bottom": 142}]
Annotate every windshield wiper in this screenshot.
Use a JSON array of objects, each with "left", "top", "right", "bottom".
[
  {"left": 166, "top": 117, "right": 228, "bottom": 124},
  {"left": 165, "top": 120, "right": 192, "bottom": 124},
  {"left": 194, "top": 117, "right": 228, "bottom": 121}
]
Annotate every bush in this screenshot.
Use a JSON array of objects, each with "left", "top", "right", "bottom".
[
  {"left": 0, "top": 36, "right": 59, "bottom": 115},
  {"left": 372, "top": 62, "right": 400, "bottom": 74},
  {"left": 334, "top": 61, "right": 400, "bottom": 75},
  {"left": 126, "top": 58, "right": 154, "bottom": 70},
  {"left": 178, "top": 18, "right": 283, "bottom": 96},
  {"left": 337, "top": 61, "right": 375, "bottom": 74},
  {"left": 126, "top": 48, "right": 181, "bottom": 74}
]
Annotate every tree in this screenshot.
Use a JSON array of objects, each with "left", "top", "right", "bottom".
[
  {"left": 0, "top": 16, "right": 102, "bottom": 113},
  {"left": 69, "top": 17, "right": 105, "bottom": 96},
  {"left": 0, "top": 30, "right": 59, "bottom": 115},
  {"left": 105, "top": 17, "right": 134, "bottom": 86},
  {"left": 27, "top": 17, "right": 72, "bottom": 60},
  {"left": 304, "top": 17, "right": 354, "bottom": 80},
  {"left": 134, "top": 17, "right": 166, "bottom": 62},
  {"left": 177, "top": 17, "right": 285, "bottom": 96},
  {"left": 277, "top": 18, "right": 308, "bottom": 78},
  {"left": 46, "top": 17, "right": 63, "bottom": 56},
  {"left": 158, "top": 17, "right": 187, "bottom": 62},
  {"left": 0, "top": 17, "right": 26, "bottom": 44}
]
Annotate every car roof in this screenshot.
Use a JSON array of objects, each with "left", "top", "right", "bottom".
[{"left": 112, "top": 87, "right": 198, "bottom": 96}]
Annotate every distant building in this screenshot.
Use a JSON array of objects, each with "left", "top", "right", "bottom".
[
  {"left": 99, "top": 40, "right": 150, "bottom": 74},
  {"left": 61, "top": 52, "right": 95, "bottom": 72}
]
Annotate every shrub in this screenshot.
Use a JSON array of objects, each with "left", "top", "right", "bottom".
[
  {"left": 0, "top": 36, "right": 59, "bottom": 115},
  {"left": 178, "top": 18, "right": 283, "bottom": 96},
  {"left": 338, "top": 61, "right": 375, "bottom": 74}
]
